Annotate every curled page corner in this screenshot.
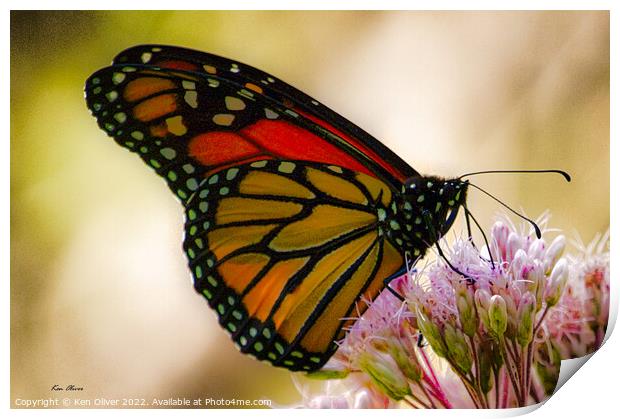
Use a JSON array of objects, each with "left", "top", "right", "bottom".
[
  {"left": 489, "top": 353, "right": 598, "bottom": 416},
  {"left": 543, "top": 259, "right": 617, "bottom": 400},
  {"left": 551, "top": 286, "right": 616, "bottom": 397},
  {"left": 555, "top": 354, "right": 593, "bottom": 392}
]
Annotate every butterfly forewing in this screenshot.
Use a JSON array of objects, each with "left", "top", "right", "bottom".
[
  {"left": 85, "top": 63, "right": 404, "bottom": 202},
  {"left": 111, "top": 44, "right": 419, "bottom": 185}
]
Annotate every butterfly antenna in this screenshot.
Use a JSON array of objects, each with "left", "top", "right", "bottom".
[
  {"left": 467, "top": 182, "right": 543, "bottom": 239},
  {"left": 459, "top": 169, "right": 571, "bottom": 182},
  {"left": 463, "top": 204, "right": 495, "bottom": 269}
]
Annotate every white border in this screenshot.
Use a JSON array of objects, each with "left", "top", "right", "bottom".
[
  {"left": 5, "top": 2, "right": 616, "bottom": 418},
  {"left": 1, "top": 0, "right": 616, "bottom": 11}
]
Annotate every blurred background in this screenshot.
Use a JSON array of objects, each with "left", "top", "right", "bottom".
[{"left": 11, "top": 11, "right": 609, "bottom": 407}]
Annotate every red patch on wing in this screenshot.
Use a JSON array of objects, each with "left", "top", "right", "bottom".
[
  {"left": 189, "top": 132, "right": 262, "bottom": 166},
  {"left": 154, "top": 60, "right": 200, "bottom": 72},
  {"left": 239, "top": 120, "right": 375, "bottom": 178},
  {"left": 188, "top": 119, "right": 395, "bottom": 181},
  {"left": 295, "top": 109, "right": 408, "bottom": 182}
]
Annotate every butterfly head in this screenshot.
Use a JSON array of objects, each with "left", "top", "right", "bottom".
[{"left": 401, "top": 176, "right": 469, "bottom": 240}]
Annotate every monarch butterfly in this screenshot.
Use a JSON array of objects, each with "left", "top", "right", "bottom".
[{"left": 84, "top": 45, "right": 472, "bottom": 372}]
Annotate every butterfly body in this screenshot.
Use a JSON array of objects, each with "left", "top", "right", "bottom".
[{"left": 85, "top": 45, "right": 467, "bottom": 371}]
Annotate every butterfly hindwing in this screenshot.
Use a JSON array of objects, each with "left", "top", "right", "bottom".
[{"left": 184, "top": 160, "right": 404, "bottom": 370}]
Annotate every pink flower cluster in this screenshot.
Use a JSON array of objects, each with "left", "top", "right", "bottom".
[
  {"left": 297, "top": 218, "right": 610, "bottom": 409},
  {"left": 543, "top": 231, "right": 610, "bottom": 360}
]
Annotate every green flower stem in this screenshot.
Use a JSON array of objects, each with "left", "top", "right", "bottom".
[
  {"left": 505, "top": 339, "right": 519, "bottom": 367},
  {"left": 403, "top": 397, "right": 421, "bottom": 409},
  {"left": 405, "top": 392, "right": 431, "bottom": 409},
  {"left": 501, "top": 370, "right": 509, "bottom": 408},
  {"left": 449, "top": 362, "right": 483, "bottom": 408},
  {"left": 462, "top": 379, "right": 482, "bottom": 408},
  {"left": 524, "top": 342, "right": 534, "bottom": 402},
  {"left": 498, "top": 338, "right": 523, "bottom": 406},
  {"left": 525, "top": 305, "right": 550, "bottom": 401},
  {"left": 504, "top": 339, "right": 514, "bottom": 361},
  {"left": 468, "top": 335, "right": 489, "bottom": 408},
  {"left": 511, "top": 340, "right": 522, "bottom": 362},
  {"left": 520, "top": 346, "right": 528, "bottom": 405},
  {"left": 416, "top": 382, "right": 437, "bottom": 409},
  {"left": 493, "top": 368, "right": 500, "bottom": 408},
  {"left": 534, "top": 306, "right": 550, "bottom": 332},
  {"left": 507, "top": 339, "right": 525, "bottom": 401},
  {"left": 469, "top": 336, "right": 481, "bottom": 386}
]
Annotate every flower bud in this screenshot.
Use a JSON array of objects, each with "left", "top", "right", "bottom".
[
  {"left": 544, "top": 235, "right": 566, "bottom": 274},
  {"left": 492, "top": 222, "right": 510, "bottom": 260},
  {"left": 444, "top": 323, "right": 473, "bottom": 375},
  {"left": 478, "top": 343, "right": 495, "bottom": 394},
  {"left": 511, "top": 249, "right": 528, "bottom": 281},
  {"left": 475, "top": 289, "right": 492, "bottom": 331},
  {"left": 415, "top": 307, "right": 448, "bottom": 358},
  {"left": 493, "top": 270, "right": 508, "bottom": 289},
  {"left": 525, "top": 260, "right": 542, "bottom": 291},
  {"left": 516, "top": 292, "right": 536, "bottom": 347},
  {"left": 358, "top": 349, "right": 411, "bottom": 401},
  {"left": 488, "top": 295, "right": 508, "bottom": 338},
  {"left": 545, "top": 258, "right": 568, "bottom": 307},
  {"left": 371, "top": 338, "right": 390, "bottom": 353},
  {"left": 529, "top": 262, "right": 546, "bottom": 311},
  {"left": 456, "top": 287, "right": 477, "bottom": 337},
  {"left": 407, "top": 307, "right": 419, "bottom": 330},
  {"left": 503, "top": 291, "right": 518, "bottom": 339},
  {"left": 505, "top": 232, "right": 522, "bottom": 263},
  {"left": 386, "top": 333, "right": 422, "bottom": 383},
  {"left": 528, "top": 238, "right": 546, "bottom": 261}
]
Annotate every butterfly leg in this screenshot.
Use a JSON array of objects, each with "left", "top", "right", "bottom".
[
  {"left": 462, "top": 205, "right": 496, "bottom": 270},
  {"left": 422, "top": 210, "right": 476, "bottom": 283},
  {"left": 464, "top": 206, "right": 475, "bottom": 245},
  {"left": 381, "top": 261, "right": 419, "bottom": 302},
  {"left": 383, "top": 275, "right": 405, "bottom": 302}
]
